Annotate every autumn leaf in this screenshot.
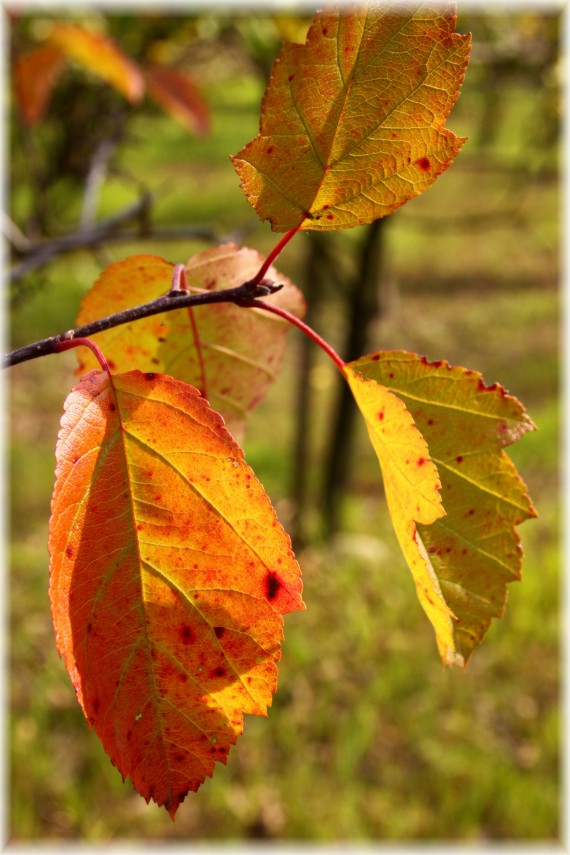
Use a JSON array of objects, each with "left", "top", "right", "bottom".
[
  {"left": 232, "top": 3, "right": 471, "bottom": 231},
  {"left": 47, "top": 23, "right": 144, "bottom": 103},
  {"left": 342, "top": 364, "right": 453, "bottom": 652},
  {"left": 144, "top": 64, "right": 209, "bottom": 135},
  {"left": 75, "top": 246, "right": 305, "bottom": 442},
  {"left": 348, "top": 351, "right": 536, "bottom": 666},
  {"left": 49, "top": 369, "right": 304, "bottom": 817},
  {"left": 13, "top": 46, "right": 66, "bottom": 125}
]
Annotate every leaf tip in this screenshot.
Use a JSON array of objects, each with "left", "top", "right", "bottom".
[{"left": 443, "top": 648, "right": 466, "bottom": 670}]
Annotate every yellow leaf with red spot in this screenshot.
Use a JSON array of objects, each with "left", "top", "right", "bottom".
[
  {"left": 75, "top": 246, "right": 305, "bottom": 443},
  {"left": 348, "top": 351, "right": 536, "bottom": 666},
  {"left": 232, "top": 3, "right": 471, "bottom": 231},
  {"left": 47, "top": 24, "right": 144, "bottom": 102},
  {"left": 49, "top": 369, "right": 303, "bottom": 817},
  {"left": 343, "top": 364, "right": 452, "bottom": 652}
]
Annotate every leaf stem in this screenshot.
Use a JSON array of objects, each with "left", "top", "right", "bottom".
[
  {"left": 249, "top": 226, "right": 301, "bottom": 285},
  {"left": 248, "top": 298, "right": 346, "bottom": 372},
  {"left": 54, "top": 336, "right": 112, "bottom": 374}
]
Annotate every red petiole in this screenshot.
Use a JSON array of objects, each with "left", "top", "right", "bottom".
[
  {"left": 248, "top": 298, "right": 346, "bottom": 372},
  {"left": 55, "top": 336, "right": 112, "bottom": 375}
]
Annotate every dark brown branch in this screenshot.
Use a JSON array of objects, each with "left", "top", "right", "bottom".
[{"left": 3, "top": 279, "right": 282, "bottom": 369}]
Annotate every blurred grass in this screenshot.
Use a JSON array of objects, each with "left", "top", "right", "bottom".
[{"left": 8, "top": 10, "right": 560, "bottom": 843}]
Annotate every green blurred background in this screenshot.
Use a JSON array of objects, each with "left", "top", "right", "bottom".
[{"left": 7, "top": 6, "right": 561, "bottom": 842}]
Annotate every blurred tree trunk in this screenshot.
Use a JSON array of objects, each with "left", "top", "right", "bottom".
[
  {"left": 321, "top": 217, "right": 387, "bottom": 536},
  {"left": 290, "top": 219, "right": 389, "bottom": 545},
  {"left": 290, "top": 232, "right": 335, "bottom": 548}
]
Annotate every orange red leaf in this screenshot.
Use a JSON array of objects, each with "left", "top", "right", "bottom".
[
  {"left": 47, "top": 24, "right": 144, "bottom": 103},
  {"left": 49, "top": 369, "right": 303, "bottom": 817},
  {"left": 144, "top": 64, "right": 209, "bottom": 136},
  {"left": 13, "top": 46, "right": 66, "bottom": 125}
]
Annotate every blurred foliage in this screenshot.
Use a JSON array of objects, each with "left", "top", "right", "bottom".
[{"left": 7, "top": 5, "right": 561, "bottom": 843}]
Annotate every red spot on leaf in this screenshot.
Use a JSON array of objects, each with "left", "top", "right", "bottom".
[
  {"left": 378, "top": 411, "right": 384, "bottom": 421},
  {"left": 213, "top": 626, "right": 225, "bottom": 639},
  {"left": 180, "top": 625, "right": 195, "bottom": 645},
  {"left": 371, "top": 354, "right": 380, "bottom": 361},
  {"left": 146, "top": 372, "right": 155, "bottom": 380},
  {"left": 65, "top": 545, "right": 73, "bottom": 558},
  {"left": 265, "top": 571, "right": 282, "bottom": 600},
  {"left": 456, "top": 456, "right": 463, "bottom": 463},
  {"left": 417, "top": 457, "right": 426, "bottom": 466},
  {"left": 417, "top": 157, "right": 431, "bottom": 171}
]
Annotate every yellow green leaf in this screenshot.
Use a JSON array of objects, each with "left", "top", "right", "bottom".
[
  {"left": 232, "top": 4, "right": 471, "bottom": 232},
  {"left": 348, "top": 351, "right": 537, "bottom": 667},
  {"left": 342, "top": 364, "right": 453, "bottom": 653}
]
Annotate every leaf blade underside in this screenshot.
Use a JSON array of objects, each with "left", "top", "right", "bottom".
[
  {"left": 49, "top": 369, "right": 304, "bottom": 817},
  {"left": 348, "top": 350, "right": 536, "bottom": 667},
  {"left": 232, "top": 3, "right": 471, "bottom": 231},
  {"left": 75, "top": 245, "right": 305, "bottom": 443}
]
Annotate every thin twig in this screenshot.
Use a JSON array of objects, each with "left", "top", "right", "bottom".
[
  {"left": 3, "top": 279, "right": 283, "bottom": 368},
  {"left": 80, "top": 138, "right": 118, "bottom": 230},
  {"left": 1, "top": 212, "right": 32, "bottom": 252}
]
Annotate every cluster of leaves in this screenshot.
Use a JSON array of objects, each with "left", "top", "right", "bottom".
[
  {"left": 12, "top": 4, "right": 536, "bottom": 819},
  {"left": 13, "top": 18, "right": 209, "bottom": 133}
]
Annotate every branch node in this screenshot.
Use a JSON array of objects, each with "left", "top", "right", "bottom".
[
  {"left": 256, "top": 277, "right": 283, "bottom": 297},
  {"left": 61, "top": 330, "right": 76, "bottom": 341},
  {"left": 235, "top": 278, "right": 283, "bottom": 306}
]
